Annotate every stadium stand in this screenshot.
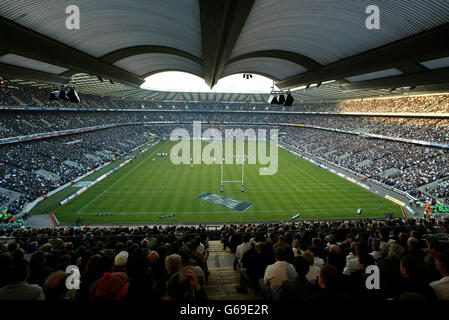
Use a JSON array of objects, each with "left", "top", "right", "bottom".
[
  {"left": 0, "top": 217, "right": 448, "bottom": 300},
  {"left": 1, "top": 99, "right": 449, "bottom": 213}
]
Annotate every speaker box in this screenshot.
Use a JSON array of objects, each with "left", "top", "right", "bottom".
[
  {"left": 49, "top": 91, "right": 60, "bottom": 100},
  {"left": 59, "top": 90, "right": 69, "bottom": 101},
  {"left": 268, "top": 94, "right": 278, "bottom": 104},
  {"left": 284, "top": 93, "right": 294, "bottom": 106},
  {"left": 277, "top": 94, "right": 285, "bottom": 104},
  {"left": 67, "top": 88, "right": 81, "bottom": 103}
]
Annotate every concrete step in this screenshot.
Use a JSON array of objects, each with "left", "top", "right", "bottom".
[{"left": 204, "top": 241, "right": 260, "bottom": 300}]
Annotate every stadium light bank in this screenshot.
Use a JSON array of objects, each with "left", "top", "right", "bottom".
[{"left": 169, "top": 121, "right": 278, "bottom": 175}]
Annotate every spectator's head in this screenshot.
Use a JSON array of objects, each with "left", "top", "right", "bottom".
[
  {"left": 89, "top": 272, "right": 129, "bottom": 300},
  {"left": 435, "top": 251, "right": 449, "bottom": 277},
  {"left": 358, "top": 253, "right": 375, "bottom": 271},
  {"left": 241, "top": 234, "right": 249, "bottom": 243},
  {"left": 164, "top": 272, "right": 194, "bottom": 300},
  {"left": 388, "top": 243, "right": 405, "bottom": 260},
  {"left": 165, "top": 254, "right": 182, "bottom": 275},
  {"left": 114, "top": 251, "right": 129, "bottom": 268},
  {"left": 10, "top": 260, "right": 30, "bottom": 282},
  {"left": 97, "top": 255, "right": 115, "bottom": 274},
  {"left": 293, "top": 256, "right": 310, "bottom": 278},
  {"left": 329, "top": 244, "right": 341, "bottom": 254},
  {"left": 350, "top": 241, "right": 358, "bottom": 255},
  {"left": 30, "top": 250, "right": 47, "bottom": 266},
  {"left": 302, "top": 250, "right": 314, "bottom": 266},
  {"left": 318, "top": 264, "right": 339, "bottom": 290},
  {"left": 407, "top": 237, "right": 420, "bottom": 250},
  {"left": 371, "top": 239, "right": 381, "bottom": 252},
  {"left": 355, "top": 242, "right": 369, "bottom": 257},
  {"left": 292, "top": 239, "right": 300, "bottom": 249},
  {"left": 277, "top": 235, "right": 285, "bottom": 243},
  {"left": 85, "top": 254, "right": 101, "bottom": 274},
  {"left": 274, "top": 247, "right": 288, "bottom": 262},
  {"left": 141, "top": 239, "right": 149, "bottom": 248},
  {"left": 400, "top": 255, "right": 424, "bottom": 280},
  {"left": 43, "top": 271, "right": 69, "bottom": 300},
  {"left": 148, "top": 251, "right": 160, "bottom": 266}
]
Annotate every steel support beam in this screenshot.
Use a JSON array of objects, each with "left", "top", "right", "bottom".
[
  {"left": 200, "top": 0, "right": 255, "bottom": 88},
  {"left": 277, "top": 23, "right": 449, "bottom": 89},
  {"left": 0, "top": 17, "right": 144, "bottom": 87},
  {"left": 0, "top": 62, "right": 69, "bottom": 85},
  {"left": 340, "top": 67, "right": 449, "bottom": 91}
]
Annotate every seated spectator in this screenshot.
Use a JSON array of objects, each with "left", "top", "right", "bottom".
[
  {"left": 89, "top": 272, "right": 129, "bottom": 300},
  {"left": 162, "top": 270, "right": 207, "bottom": 301},
  {"left": 429, "top": 251, "right": 449, "bottom": 300},
  {"left": 0, "top": 260, "right": 45, "bottom": 300},
  {"left": 369, "top": 239, "right": 383, "bottom": 261},
  {"left": 165, "top": 254, "right": 182, "bottom": 277},
  {"left": 236, "top": 240, "right": 257, "bottom": 294},
  {"left": 263, "top": 247, "right": 296, "bottom": 299},
  {"left": 43, "top": 270, "right": 72, "bottom": 300},
  {"left": 235, "top": 234, "right": 251, "bottom": 270},
  {"left": 305, "top": 264, "right": 349, "bottom": 301},
  {"left": 178, "top": 246, "right": 205, "bottom": 286},
  {"left": 303, "top": 250, "right": 320, "bottom": 284},
  {"left": 278, "top": 256, "right": 319, "bottom": 300},
  {"left": 377, "top": 243, "right": 405, "bottom": 298},
  {"left": 291, "top": 239, "right": 302, "bottom": 257},
  {"left": 399, "top": 255, "right": 436, "bottom": 300},
  {"left": 343, "top": 242, "right": 368, "bottom": 275},
  {"left": 114, "top": 251, "right": 129, "bottom": 273}
]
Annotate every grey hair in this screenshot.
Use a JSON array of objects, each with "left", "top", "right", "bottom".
[
  {"left": 388, "top": 243, "right": 405, "bottom": 260},
  {"left": 165, "top": 254, "right": 182, "bottom": 274}
]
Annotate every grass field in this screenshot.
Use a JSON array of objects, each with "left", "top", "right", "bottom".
[{"left": 50, "top": 140, "right": 402, "bottom": 223}]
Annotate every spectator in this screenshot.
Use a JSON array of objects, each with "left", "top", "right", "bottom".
[
  {"left": 305, "top": 264, "right": 349, "bottom": 301},
  {"left": 278, "top": 255, "right": 319, "bottom": 300},
  {"left": 263, "top": 247, "right": 296, "bottom": 299},
  {"left": 0, "top": 260, "right": 45, "bottom": 300},
  {"left": 89, "top": 272, "right": 129, "bottom": 300},
  {"left": 429, "top": 251, "right": 449, "bottom": 300}
]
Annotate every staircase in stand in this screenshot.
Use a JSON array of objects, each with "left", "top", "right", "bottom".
[{"left": 204, "top": 240, "right": 259, "bottom": 300}]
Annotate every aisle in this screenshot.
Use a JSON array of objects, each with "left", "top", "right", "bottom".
[{"left": 204, "top": 240, "right": 259, "bottom": 300}]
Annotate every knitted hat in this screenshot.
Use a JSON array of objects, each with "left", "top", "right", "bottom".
[{"left": 89, "top": 272, "right": 128, "bottom": 300}]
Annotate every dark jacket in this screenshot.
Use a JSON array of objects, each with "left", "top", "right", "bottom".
[{"left": 278, "top": 276, "right": 319, "bottom": 300}]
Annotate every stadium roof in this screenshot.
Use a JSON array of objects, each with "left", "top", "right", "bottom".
[{"left": 0, "top": 0, "right": 449, "bottom": 101}]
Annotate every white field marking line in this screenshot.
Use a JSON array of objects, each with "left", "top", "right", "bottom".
[
  {"left": 102, "top": 187, "right": 363, "bottom": 195},
  {"left": 159, "top": 185, "right": 166, "bottom": 193},
  {"left": 76, "top": 143, "right": 166, "bottom": 212},
  {"left": 79, "top": 207, "right": 392, "bottom": 215}
]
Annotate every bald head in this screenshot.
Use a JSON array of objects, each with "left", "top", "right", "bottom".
[
  {"left": 148, "top": 251, "right": 160, "bottom": 265},
  {"left": 43, "top": 271, "right": 68, "bottom": 300},
  {"left": 329, "top": 244, "right": 341, "bottom": 254}
]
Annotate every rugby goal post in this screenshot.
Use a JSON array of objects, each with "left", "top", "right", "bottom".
[{"left": 220, "top": 154, "right": 245, "bottom": 193}]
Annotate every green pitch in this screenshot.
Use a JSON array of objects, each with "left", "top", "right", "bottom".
[{"left": 50, "top": 140, "right": 401, "bottom": 223}]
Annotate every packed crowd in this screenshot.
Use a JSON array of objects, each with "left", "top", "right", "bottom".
[
  {"left": 336, "top": 95, "right": 449, "bottom": 114},
  {"left": 1, "top": 84, "right": 449, "bottom": 114},
  {"left": 1, "top": 110, "right": 449, "bottom": 144},
  {"left": 221, "top": 217, "right": 449, "bottom": 300},
  {"left": 0, "top": 194, "right": 8, "bottom": 208},
  {"left": 281, "top": 126, "right": 449, "bottom": 204},
  {"left": 0, "top": 217, "right": 448, "bottom": 301},
  {"left": 0, "top": 126, "right": 149, "bottom": 214},
  {"left": 0, "top": 225, "right": 210, "bottom": 301}
]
